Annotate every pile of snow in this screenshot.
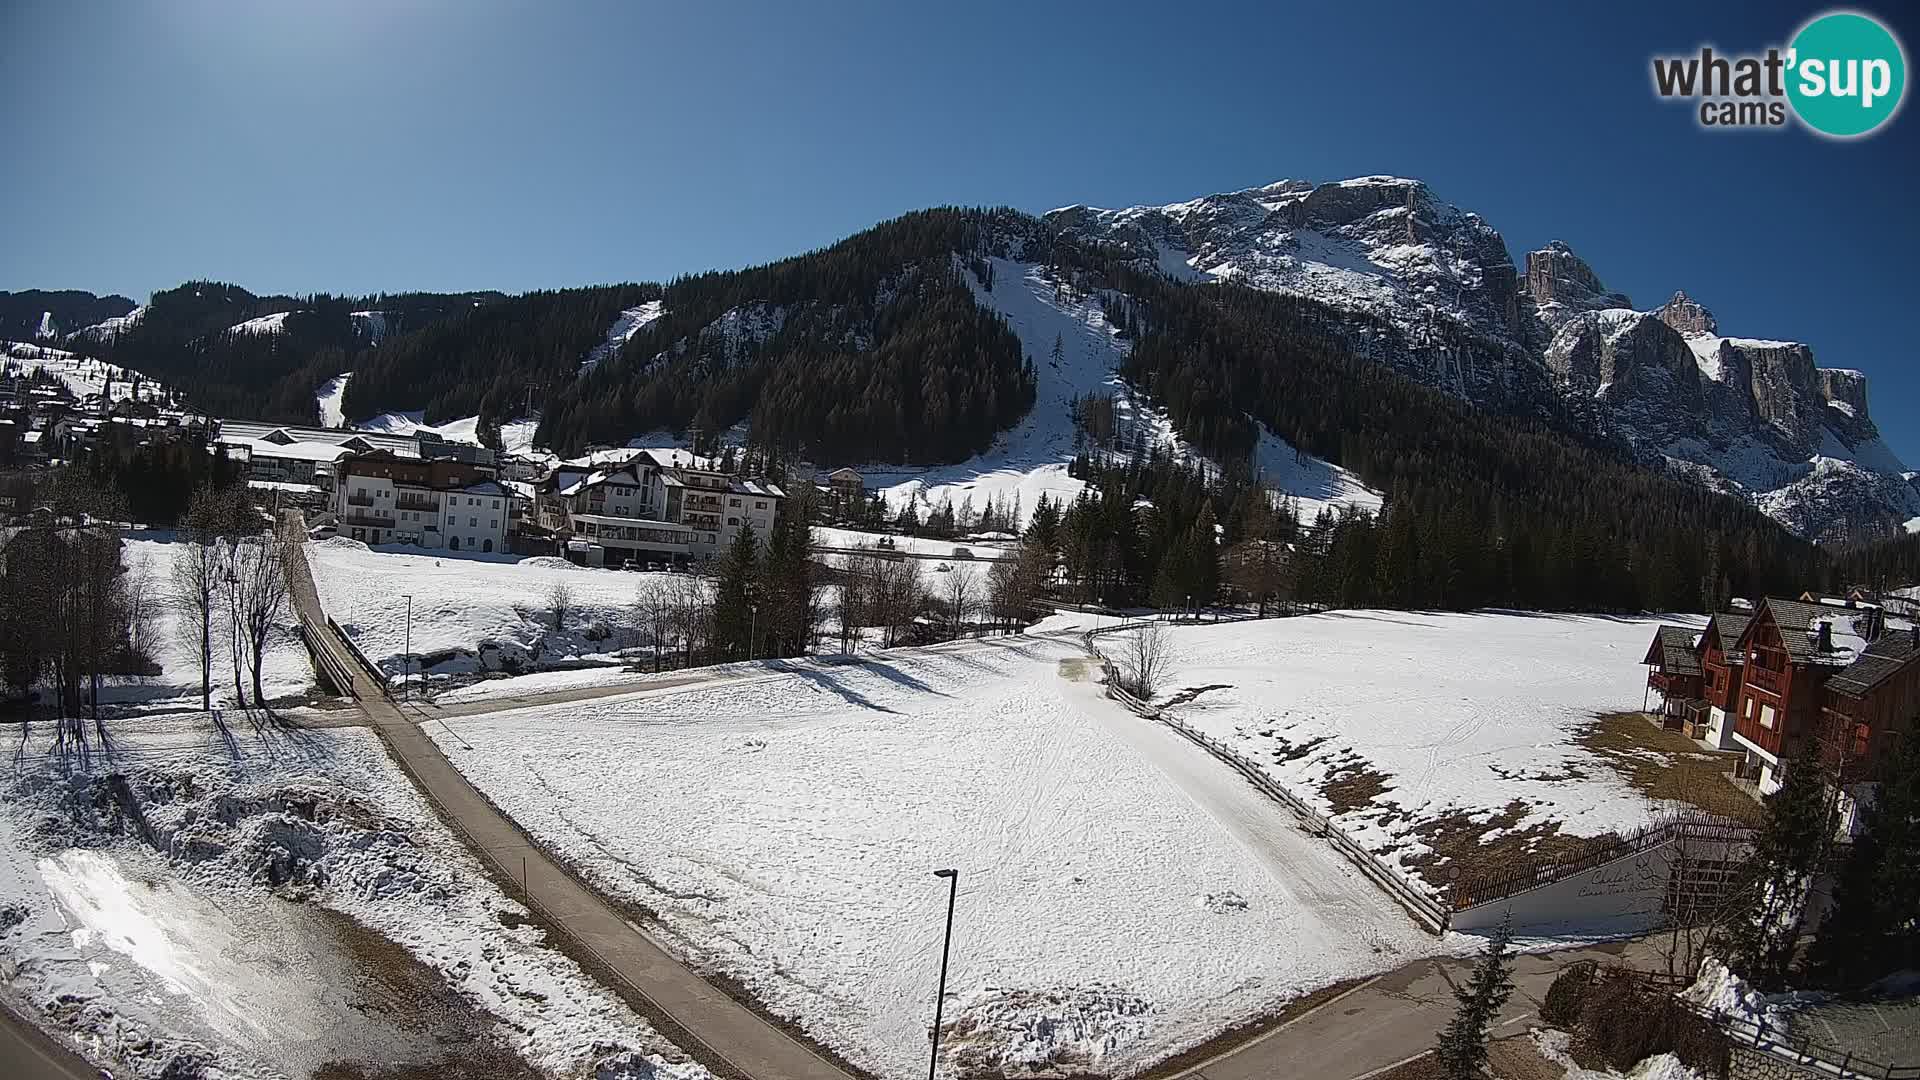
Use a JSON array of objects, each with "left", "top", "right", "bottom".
[
  {"left": 1139, "top": 611, "right": 1695, "bottom": 888},
  {"left": 305, "top": 538, "right": 672, "bottom": 682},
  {"left": 1531, "top": 1029, "right": 1709, "bottom": 1080},
  {"left": 581, "top": 301, "right": 665, "bottom": 376},
  {"left": 0, "top": 716, "right": 708, "bottom": 1080},
  {"left": 429, "top": 636, "right": 1439, "bottom": 1078}
]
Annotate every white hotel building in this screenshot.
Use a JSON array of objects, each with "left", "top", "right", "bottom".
[
  {"left": 536, "top": 448, "right": 784, "bottom": 565},
  {"left": 331, "top": 449, "right": 512, "bottom": 553}
]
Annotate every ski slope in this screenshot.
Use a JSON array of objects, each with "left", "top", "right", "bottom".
[
  {"left": 428, "top": 636, "right": 1437, "bottom": 1079},
  {"left": 863, "top": 258, "right": 1379, "bottom": 527},
  {"left": 314, "top": 372, "right": 351, "bottom": 426},
  {"left": 3, "top": 341, "right": 173, "bottom": 405}
]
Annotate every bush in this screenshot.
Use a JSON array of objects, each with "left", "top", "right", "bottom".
[
  {"left": 1540, "top": 961, "right": 1595, "bottom": 1027},
  {"left": 1566, "top": 970, "right": 1729, "bottom": 1078},
  {"left": 583, "top": 621, "right": 611, "bottom": 643}
]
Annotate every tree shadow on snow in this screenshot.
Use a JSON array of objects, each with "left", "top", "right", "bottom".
[{"left": 763, "top": 660, "right": 902, "bottom": 713}]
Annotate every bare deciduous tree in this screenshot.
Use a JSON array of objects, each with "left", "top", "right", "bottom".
[
  {"left": 635, "top": 576, "right": 676, "bottom": 672},
  {"left": 549, "top": 582, "right": 573, "bottom": 630},
  {"left": 225, "top": 532, "right": 290, "bottom": 709},
  {"left": 1121, "top": 621, "right": 1174, "bottom": 700},
  {"left": 173, "top": 485, "right": 243, "bottom": 711},
  {"left": 942, "top": 564, "right": 978, "bottom": 640}
]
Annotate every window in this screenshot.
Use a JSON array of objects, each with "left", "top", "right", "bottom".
[
  {"left": 447, "top": 515, "right": 456, "bottom": 525},
  {"left": 492, "top": 499, "right": 500, "bottom": 509},
  {"left": 729, "top": 497, "right": 741, "bottom": 507},
  {"left": 755, "top": 500, "right": 766, "bottom": 510},
  {"left": 489, "top": 519, "right": 497, "bottom": 529},
  {"left": 727, "top": 517, "right": 739, "bottom": 526},
  {"left": 1759, "top": 704, "right": 1776, "bottom": 730},
  {"left": 469, "top": 517, "right": 478, "bottom": 527}
]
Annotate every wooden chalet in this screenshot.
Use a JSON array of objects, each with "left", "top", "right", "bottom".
[
  {"left": 1695, "top": 611, "right": 1750, "bottom": 750},
  {"left": 1641, "top": 625, "right": 1706, "bottom": 728},
  {"left": 1820, "top": 625, "right": 1919, "bottom": 812},
  {"left": 1730, "top": 597, "right": 1890, "bottom": 797}
]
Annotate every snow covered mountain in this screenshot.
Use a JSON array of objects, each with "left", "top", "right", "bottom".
[{"left": 1050, "top": 177, "right": 1917, "bottom": 539}]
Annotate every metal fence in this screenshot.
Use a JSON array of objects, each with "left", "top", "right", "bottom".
[{"left": 1081, "top": 624, "right": 1453, "bottom": 934}]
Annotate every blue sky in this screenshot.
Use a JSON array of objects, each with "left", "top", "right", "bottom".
[{"left": 2, "top": 1, "right": 1915, "bottom": 462}]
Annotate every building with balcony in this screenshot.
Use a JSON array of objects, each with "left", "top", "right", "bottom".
[
  {"left": 535, "top": 447, "right": 784, "bottom": 566},
  {"left": 331, "top": 449, "right": 510, "bottom": 553},
  {"left": 1728, "top": 596, "right": 1905, "bottom": 801}
]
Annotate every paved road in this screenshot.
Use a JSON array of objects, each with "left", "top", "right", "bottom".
[
  {"left": 0, "top": 1001, "right": 99, "bottom": 1080},
  {"left": 279, "top": 516, "right": 854, "bottom": 1080},
  {"left": 1175, "top": 937, "right": 1665, "bottom": 1080}
]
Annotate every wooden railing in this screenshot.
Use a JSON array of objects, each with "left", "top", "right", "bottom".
[{"left": 1451, "top": 813, "right": 1754, "bottom": 910}]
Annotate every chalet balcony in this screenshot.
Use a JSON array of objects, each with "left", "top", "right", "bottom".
[
  {"left": 1745, "top": 665, "right": 1788, "bottom": 697},
  {"left": 395, "top": 495, "right": 438, "bottom": 512},
  {"left": 345, "top": 493, "right": 376, "bottom": 507},
  {"left": 341, "top": 512, "right": 394, "bottom": 528}
]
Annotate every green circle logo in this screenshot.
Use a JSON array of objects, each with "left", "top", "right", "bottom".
[{"left": 1787, "top": 11, "right": 1907, "bottom": 137}]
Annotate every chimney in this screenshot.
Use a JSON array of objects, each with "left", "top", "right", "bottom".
[{"left": 1814, "top": 620, "right": 1834, "bottom": 653}]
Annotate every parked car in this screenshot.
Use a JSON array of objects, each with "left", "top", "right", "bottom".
[{"left": 308, "top": 524, "right": 338, "bottom": 540}]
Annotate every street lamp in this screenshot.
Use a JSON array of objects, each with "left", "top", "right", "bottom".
[
  {"left": 928, "top": 868, "right": 958, "bottom": 1080},
  {"left": 402, "top": 593, "right": 413, "bottom": 700}
]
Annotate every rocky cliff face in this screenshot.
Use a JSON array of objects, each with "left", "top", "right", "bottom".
[
  {"left": 1051, "top": 176, "right": 1917, "bottom": 539},
  {"left": 1046, "top": 177, "right": 1549, "bottom": 411}
]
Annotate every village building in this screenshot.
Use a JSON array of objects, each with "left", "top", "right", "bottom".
[
  {"left": 330, "top": 450, "right": 511, "bottom": 553},
  {"left": 1641, "top": 625, "right": 1704, "bottom": 726},
  {"left": 1696, "top": 611, "right": 1751, "bottom": 750},
  {"left": 533, "top": 447, "right": 784, "bottom": 566}
]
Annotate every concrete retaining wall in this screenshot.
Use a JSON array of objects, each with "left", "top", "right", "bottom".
[{"left": 1452, "top": 832, "right": 1749, "bottom": 935}]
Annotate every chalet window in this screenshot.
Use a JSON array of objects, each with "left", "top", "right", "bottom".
[
  {"left": 447, "top": 515, "right": 456, "bottom": 525},
  {"left": 1759, "top": 704, "right": 1776, "bottom": 730},
  {"left": 756, "top": 500, "right": 767, "bottom": 510},
  {"left": 729, "top": 497, "right": 741, "bottom": 507},
  {"left": 469, "top": 517, "right": 478, "bottom": 527},
  {"left": 490, "top": 520, "right": 497, "bottom": 529},
  {"left": 492, "top": 499, "right": 500, "bottom": 509},
  {"left": 727, "top": 517, "right": 739, "bottom": 526}
]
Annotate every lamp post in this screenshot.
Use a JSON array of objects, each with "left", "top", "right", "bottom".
[
  {"left": 928, "top": 868, "right": 958, "bottom": 1080},
  {"left": 402, "top": 593, "right": 413, "bottom": 700}
]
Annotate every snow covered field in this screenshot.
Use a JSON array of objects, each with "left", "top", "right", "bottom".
[
  {"left": 428, "top": 635, "right": 1439, "bottom": 1078},
  {"left": 305, "top": 538, "right": 671, "bottom": 681},
  {"left": 1131, "top": 611, "right": 1699, "bottom": 890},
  {"left": 0, "top": 714, "right": 705, "bottom": 1080}
]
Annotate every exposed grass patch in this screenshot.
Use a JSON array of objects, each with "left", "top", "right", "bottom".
[
  {"left": 1321, "top": 761, "right": 1393, "bottom": 814},
  {"left": 1578, "top": 712, "right": 1763, "bottom": 826},
  {"left": 1162, "top": 683, "right": 1232, "bottom": 708},
  {"left": 1404, "top": 800, "right": 1613, "bottom": 886}
]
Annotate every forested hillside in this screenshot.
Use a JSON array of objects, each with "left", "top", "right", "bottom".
[
  {"left": 78, "top": 283, "right": 502, "bottom": 423},
  {"left": 0, "top": 289, "right": 136, "bottom": 340},
  {"left": 537, "top": 208, "right": 1045, "bottom": 459}
]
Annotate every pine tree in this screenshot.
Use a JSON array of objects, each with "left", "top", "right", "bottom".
[
  {"left": 1808, "top": 733, "right": 1920, "bottom": 987},
  {"left": 1713, "top": 739, "right": 1836, "bottom": 989},
  {"left": 713, "top": 524, "right": 759, "bottom": 659},
  {"left": 1435, "top": 916, "right": 1515, "bottom": 1080}
]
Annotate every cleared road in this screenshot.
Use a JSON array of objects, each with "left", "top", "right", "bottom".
[{"left": 279, "top": 515, "right": 855, "bottom": 1080}]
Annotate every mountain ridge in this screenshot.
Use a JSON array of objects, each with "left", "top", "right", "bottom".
[{"left": 1049, "top": 176, "right": 1916, "bottom": 540}]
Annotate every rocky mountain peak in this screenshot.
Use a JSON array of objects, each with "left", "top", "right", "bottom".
[
  {"left": 1655, "top": 291, "right": 1718, "bottom": 337},
  {"left": 1523, "top": 241, "right": 1632, "bottom": 327}
]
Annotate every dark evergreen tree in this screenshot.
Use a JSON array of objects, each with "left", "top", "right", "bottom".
[
  {"left": 1808, "top": 733, "right": 1920, "bottom": 988},
  {"left": 1435, "top": 916, "right": 1515, "bottom": 1080}
]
